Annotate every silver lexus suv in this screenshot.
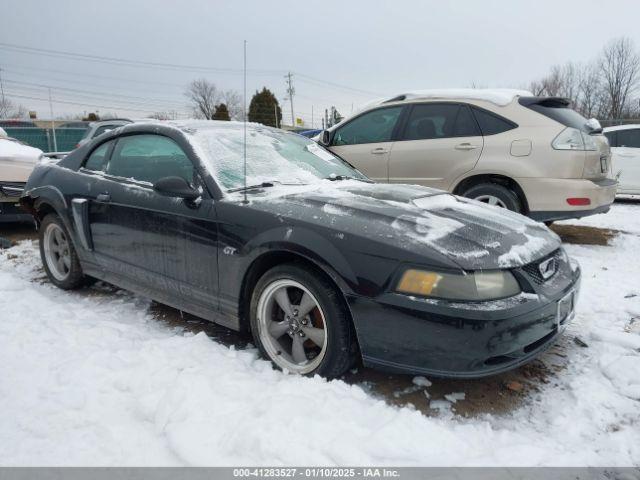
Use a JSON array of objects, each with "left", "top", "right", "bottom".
[{"left": 317, "top": 90, "right": 616, "bottom": 222}]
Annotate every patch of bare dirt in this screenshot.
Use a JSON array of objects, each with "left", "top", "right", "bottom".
[{"left": 550, "top": 224, "right": 619, "bottom": 246}]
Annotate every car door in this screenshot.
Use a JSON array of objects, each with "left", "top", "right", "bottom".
[
  {"left": 327, "top": 105, "right": 404, "bottom": 182},
  {"left": 387, "top": 103, "right": 483, "bottom": 191},
  {"left": 87, "top": 133, "right": 219, "bottom": 313},
  {"left": 611, "top": 128, "right": 640, "bottom": 193}
]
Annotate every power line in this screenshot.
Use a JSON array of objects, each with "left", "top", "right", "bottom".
[
  {"left": 3, "top": 78, "right": 187, "bottom": 109},
  {"left": 0, "top": 43, "right": 383, "bottom": 98},
  {"left": 0, "top": 42, "right": 285, "bottom": 75},
  {"left": 295, "top": 73, "right": 382, "bottom": 97},
  {"left": 4, "top": 92, "right": 171, "bottom": 115}
]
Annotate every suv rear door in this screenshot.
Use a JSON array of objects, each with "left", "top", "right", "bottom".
[
  {"left": 387, "top": 103, "right": 483, "bottom": 190},
  {"left": 327, "top": 105, "right": 404, "bottom": 182}
]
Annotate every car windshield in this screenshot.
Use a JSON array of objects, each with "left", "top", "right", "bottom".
[{"left": 186, "top": 124, "right": 368, "bottom": 190}]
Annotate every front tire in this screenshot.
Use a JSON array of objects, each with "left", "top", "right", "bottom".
[
  {"left": 250, "top": 264, "right": 355, "bottom": 377},
  {"left": 39, "top": 213, "right": 87, "bottom": 290},
  {"left": 462, "top": 183, "right": 522, "bottom": 213}
]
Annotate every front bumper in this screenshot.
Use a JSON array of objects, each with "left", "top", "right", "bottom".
[
  {"left": 1, "top": 183, "right": 32, "bottom": 223},
  {"left": 518, "top": 177, "right": 617, "bottom": 222},
  {"left": 348, "top": 262, "right": 581, "bottom": 378}
]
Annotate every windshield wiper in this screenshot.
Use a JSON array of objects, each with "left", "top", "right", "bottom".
[
  {"left": 228, "top": 181, "right": 279, "bottom": 193},
  {"left": 324, "top": 174, "right": 373, "bottom": 183}
]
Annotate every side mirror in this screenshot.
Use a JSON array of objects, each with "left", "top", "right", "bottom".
[
  {"left": 153, "top": 176, "right": 200, "bottom": 200},
  {"left": 586, "top": 118, "right": 603, "bottom": 134},
  {"left": 320, "top": 130, "right": 331, "bottom": 146}
]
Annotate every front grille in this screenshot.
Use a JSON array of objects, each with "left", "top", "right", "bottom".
[{"left": 522, "top": 249, "right": 562, "bottom": 285}]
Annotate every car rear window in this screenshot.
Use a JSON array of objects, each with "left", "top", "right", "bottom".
[{"left": 519, "top": 97, "right": 590, "bottom": 131}]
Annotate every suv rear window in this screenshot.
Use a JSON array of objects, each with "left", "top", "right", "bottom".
[
  {"left": 470, "top": 107, "right": 517, "bottom": 136},
  {"left": 402, "top": 104, "right": 480, "bottom": 140},
  {"left": 519, "top": 97, "right": 590, "bottom": 131}
]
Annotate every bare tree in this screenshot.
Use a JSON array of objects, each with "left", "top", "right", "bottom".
[
  {"left": 220, "top": 90, "right": 242, "bottom": 120},
  {"left": 185, "top": 79, "right": 242, "bottom": 120},
  {"left": 577, "top": 62, "right": 605, "bottom": 118},
  {"left": 150, "top": 110, "right": 179, "bottom": 120},
  {"left": 599, "top": 37, "right": 640, "bottom": 119},
  {"left": 185, "top": 79, "right": 219, "bottom": 119},
  {"left": 0, "top": 97, "right": 27, "bottom": 119}
]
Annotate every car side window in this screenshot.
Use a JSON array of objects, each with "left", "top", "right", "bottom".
[
  {"left": 332, "top": 106, "right": 402, "bottom": 146},
  {"left": 106, "top": 134, "right": 195, "bottom": 185},
  {"left": 471, "top": 107, "right": 517, "bottom": 135},
  {"left": 83, "top": 141, "right": 113, "bottom": 171},
  {"left": 402, "top": 104, "right": 480, "bottom": 140},
  {"left": 616, "top": 129, "right": 640, "bottom": 148},
  {"left": 604, "top": 131, "right": 617, "bottom": 147}
]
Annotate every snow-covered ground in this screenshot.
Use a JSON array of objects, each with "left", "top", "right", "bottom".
[{"left": 1, "top": 204, "right": 639, "bottom": 466}]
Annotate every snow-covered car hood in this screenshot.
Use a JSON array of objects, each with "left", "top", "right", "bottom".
[
  {"left": 240, "top": 182, "right": 560, "bottom": 270},
  {"left": 0, "top": 138, "right": 43, "bottom": 183}
]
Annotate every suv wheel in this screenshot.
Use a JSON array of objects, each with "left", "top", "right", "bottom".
[
  {"left": 39, "top": 213, "right": 87, "bottom": 290},
  {"left": 462, "top": 183, "right": 522, "bottom": 213},
  {"left": 250, "top": 264, "right": 355, "bottom": 377}
]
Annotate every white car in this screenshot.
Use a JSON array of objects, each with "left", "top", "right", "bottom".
[
  {"left": 604, "top": 124, "right": 640, "bottom": 196},
  {"left": 0, "top": 127, "right": 43, "bottom": 222}
]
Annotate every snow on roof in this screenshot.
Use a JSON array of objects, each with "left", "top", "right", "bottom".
[
  {"left": 603, "top": 124, "right": 640, "bottom": 132},
  {"left": 382, "top": 88, "right": 532, "bottom": 106}
]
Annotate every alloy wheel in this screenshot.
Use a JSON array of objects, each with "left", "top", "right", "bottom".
[
  {"left": 43, "top": 222, "right": 72, "bottom": 281},
  {"left": 257, "top": 279, "right": 328, "bottom": 374},
  {"left": 474, "top": 194, "right": 507, "bottom": 208}
]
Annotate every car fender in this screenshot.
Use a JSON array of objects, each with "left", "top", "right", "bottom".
[{"left": 243, "top": 225, "right": 359, "bottom": 294}]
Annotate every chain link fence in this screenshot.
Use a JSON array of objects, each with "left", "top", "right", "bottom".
[{"left": 3, "top": 127, "right": 86, "bottom": 152}]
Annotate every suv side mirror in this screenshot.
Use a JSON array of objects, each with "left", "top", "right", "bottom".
[
  {"left": 320, "top": 130, "right": 331, "bottom": 146},
  {"left": 153, "top": 176, "right": 200, "bottom": 200},
  {"left": 586, "top": 118, "right": 603, "bottom": 134}
]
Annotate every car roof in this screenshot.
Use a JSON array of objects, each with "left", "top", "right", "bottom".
[
  {"left": 603, "top": 124, "right": 640, "bottom": 132},
  {"left": 324, "top": 89, "right": 533, "bottom": 132},
  {"left": 378, "top": 88, "right": 532, "bottom": 106}
]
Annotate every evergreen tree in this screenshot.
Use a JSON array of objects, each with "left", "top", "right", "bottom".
[
  {"left": 212, "top": 103, "right": 231, "bottom": 121},
  {"left": 248, "top": 87, "right": 282, "bottom": 127}
]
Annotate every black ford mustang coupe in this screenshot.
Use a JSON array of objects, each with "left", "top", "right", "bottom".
[{"left": 21, "top": 121, "right": 580, "bottom": 378}]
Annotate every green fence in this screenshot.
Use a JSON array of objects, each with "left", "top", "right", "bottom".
[{"left": 4, "top": 127, "right": 86, "bottom": 152}]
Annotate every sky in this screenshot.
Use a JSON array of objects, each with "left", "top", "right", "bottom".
[{"left": 1, "top": 0, "right": 640, "bottom": 126}]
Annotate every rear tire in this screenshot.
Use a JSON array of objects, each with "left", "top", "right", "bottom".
[
  {"left": 39, "top": 213, "right": 87, "bottom": 290},
  {"left": 462, "top": 183, "right": 522, "bottom": 213},
  {"left": 250, "top": 263, "right": 356, "bottom": 378}
]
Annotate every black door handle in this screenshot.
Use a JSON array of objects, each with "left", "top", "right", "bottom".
[{"left": 96, "top": 193, "right": 111, "bottom": 202}]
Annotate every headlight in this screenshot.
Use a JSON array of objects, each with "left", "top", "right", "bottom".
[
  {"left": 552, "top": 127, "right": 598, "bottom": 151},
  {"left": 396, "top": 269, "right": 521, "bottom": 301}
]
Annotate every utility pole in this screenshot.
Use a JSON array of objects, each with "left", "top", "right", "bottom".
[
  {"left": 285, "top": 72, "right": 295, "bottom": 127},
  {"left": 274, "top": 104, "right": 279, "bottom": 129},
  {"left": 0, "top": 67, "right": 5, "bottom": 107},
  {"left": 48, "top": 87, "right": 58, "bottom": 152}
]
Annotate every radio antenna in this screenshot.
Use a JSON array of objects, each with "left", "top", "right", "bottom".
[{"left": 243, "top": 40, "right": 248, "bottom": 204}]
